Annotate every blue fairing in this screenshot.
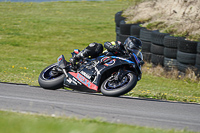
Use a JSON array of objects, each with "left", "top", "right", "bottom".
[
  {"left": 132, "top": 53, "right": 140, "bottom": 64},
  {"left": 111, "top": 56, "right": 135, "bottom": 64},
  {"left": 99, "top": 55, "right": 135, "bottom": 64}
]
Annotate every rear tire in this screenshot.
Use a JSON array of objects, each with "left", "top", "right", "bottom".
[
  {"left": 100, "top": 72, "right": 137, "bottom": 97},
  {"left": 38, "top": 63, "right": 65, "bottom": 90}
]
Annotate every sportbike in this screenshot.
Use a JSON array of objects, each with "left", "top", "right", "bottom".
[{"left": 38, "top": 49, "right": 143, "bottom": 97}]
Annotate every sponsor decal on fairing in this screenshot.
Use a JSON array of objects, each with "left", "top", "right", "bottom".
[
  {"left": 69, "top": 72, "right": 98, "bottom": 91},
  {"left": 101, "top": 57, "right": 116, "bottom": 66},
  {"left": 80, "top": 71, "right": 91, "bottom": 79}
]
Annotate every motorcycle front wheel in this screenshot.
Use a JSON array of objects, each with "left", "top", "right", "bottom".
[
  {"left": 38, "top": 63, "right": 65, "bottom": 90},
  {"left": 100, "top": 72, "right": 137, "bottom": 97}
]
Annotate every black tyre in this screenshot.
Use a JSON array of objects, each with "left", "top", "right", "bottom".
[
  {"left": 150, "top": 43, "right": 164, "bottom": 55},
  {"left": 38, "top": 63, "right": 65, "bottom": 90},
  {"left": 177, "top": 62, "right": 194, "bottom": 72},
  {"left": 164, "top": 47, "right": 177, "bottom": 59},
  {"left": 163, "top": 35, "right": 180, "bottom": 48},
  {"left": 130, "top": 25, "right": 144, "bottom": 38},
  {"left": 177, "top": 50, "right": 196, "bottom": 65},
  {"left": 151, "top": 54, "right": 164, "bottom": 66},
  {"left": 164, "top": 57, "right": 177, "bottom": 70},
  {"left": 119, "top": 34, "right": 130, "bottom": 44},
  {"left": 119, "top": 20, "right": 126, "bottom": 25},
  {"left": 141, "top": 40, "right": 151, "bottom": 52},
  {"left": 115, "top": 11, "right": 126, "bottom": 27},
  {"left": 196, "top": 53, "right": 200, "bottom": 66},
  {"left": 197, "top": 42, "right": 200, "bottom": 54},
  {"left": 142, "top": 52, "right": 151, "bottom": 63},
  {"left": 178, "top": 38, "right": 198, "bottom": 53},
  {"left": 195, "top": 63, "right": 200, "bottom": 76},
  {"left": 101, "top": 72, "right": 137, "bottom": 97},
  {"left": 116, "top": 33, "right": 120, "bottom": 41},
  {"left": 115, "top": 26, "right": 120, "bottom": 35},
  {"left": 140, "top": 28, "right": 153, "bottom": 42},
  {"left": 151, "top": 31, "right": 169, "bottom": 46},
  {"left": 195, "top": 53, "right": 200, "bottom": 75},
  {"left": 120, "top": 23, "right": 133, "bottom": 35}
]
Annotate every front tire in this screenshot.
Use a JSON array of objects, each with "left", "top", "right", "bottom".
[
  {"left": 38, "top": 63, "right": 65, "bottom": 90},
  {"left": 100, "top": 72, "right": 137, "bottom": 97}
]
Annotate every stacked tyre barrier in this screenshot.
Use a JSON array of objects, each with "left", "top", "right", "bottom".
[
  {"left": 140, "top": 28, "right": 152, "bottom": 63},
  {"left": 151, "top": 31, "right": 169, "bottom": 66},
  {"left": 177, "top": 39, "right": 198, "bottom": 72},
  {"left": 119, "top": 23, "right": 134, "bottom": 43},
  {"left": 114, "top": 11, "right": 200, "bottom": 76},
  {"left": 196, "top": 42, "right": 200, "bottom": 75},
  {"left": 115, "top": 11, "right": 125, "bottom": 42},
  {"left": 163, "top": 36, "right": 179, "bottom": 70}
]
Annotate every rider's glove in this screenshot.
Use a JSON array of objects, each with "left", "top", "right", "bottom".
[
  {"left": 104, "top": 41, "right": 122, "bottom": 53},
  {"left": 113, "top": 42, "right": 120, "bottom": 51},
  {"left": 104, "top": 42, "right": 116, "bottom": 52}
]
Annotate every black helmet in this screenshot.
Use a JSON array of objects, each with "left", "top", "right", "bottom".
[{"left": 124, "top": 36, "right": 142, "bottom": 51}]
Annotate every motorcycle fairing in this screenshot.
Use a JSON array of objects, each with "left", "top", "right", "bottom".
[
  {"left": 64, "top": 55, "right": 138, "bottom": 92},
  {"left": 64, "top": 72, "right": 98, "bottom": 93},
  {"left": 111, "top": 56, "right": 135, "bottom": 64},
  {"left": 93, "top": 55, "right": 136, "bottom": 88},
  {"left": 69, "top": 72, "right": 98, "bottom": 91}
]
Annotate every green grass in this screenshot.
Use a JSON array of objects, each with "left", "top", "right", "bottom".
[
  {"left": 0, "top": 1, "right": 128, "bottom": 84},
  {"left": 0, "top": 1, "right": 200, "bottom": 103},
  {"left": 0, "top": 110, "right": 196, "bottom": 133},
  {"left": 128, "top": 73, "right": 200, "bottom": 103}
]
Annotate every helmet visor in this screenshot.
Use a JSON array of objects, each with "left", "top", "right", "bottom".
[{"left": 127, "top": 38, "right": 135, "bottom": 49}]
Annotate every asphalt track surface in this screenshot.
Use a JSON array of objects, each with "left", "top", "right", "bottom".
[{"left": 0, "top": 83, "right": 200, "bottom": 132}]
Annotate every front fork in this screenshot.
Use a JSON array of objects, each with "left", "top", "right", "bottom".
[
  {"left": 111, "top": 69, "right": 131, "bottom": 82},
  {"left": 112, "top": 68, "right": 141, "bottom": 81}
]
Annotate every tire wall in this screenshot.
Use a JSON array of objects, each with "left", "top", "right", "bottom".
[{"left": 114, "top": 11, "right": 200, "bottom": 74}]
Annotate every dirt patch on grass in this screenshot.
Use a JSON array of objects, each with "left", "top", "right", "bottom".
[{"left": 123, "top": 0, "right": 200, "bottom": 41}]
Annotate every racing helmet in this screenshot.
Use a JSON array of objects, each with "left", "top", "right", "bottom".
[
  {"left": 124, "top": 36, "right": 142, "bottom": 51},
  {"left": 124, "top": 36, "right": 143, "bottom": 61}
]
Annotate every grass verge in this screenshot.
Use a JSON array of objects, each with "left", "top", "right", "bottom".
[
  {"left": 0, "top": 110, "right": 196, "bottom": 133},
  {"left": 0, "top": 1, "right": 199, "bottom": 103},
  {"left": 126, "top": 63, "right": 200, "bottom": 103}
]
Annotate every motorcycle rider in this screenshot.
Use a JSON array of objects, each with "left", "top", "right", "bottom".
[
  {"left": 70, "top": 36, "right": 143, "bottom": 68},
  {"left": 69, "top": 42, "right": 104, "bottom": 69}
]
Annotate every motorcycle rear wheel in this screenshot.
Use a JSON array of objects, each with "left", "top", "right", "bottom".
[
  {"left": 38, "top": 63, "right": 65, "bottom": 90},
  {"left": 100, "top": 72, "right": 137, "bottom": 97}
]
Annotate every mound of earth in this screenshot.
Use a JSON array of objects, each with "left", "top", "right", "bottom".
[{"left": 123, "top": 0, "right": 200, "bottom": 41}]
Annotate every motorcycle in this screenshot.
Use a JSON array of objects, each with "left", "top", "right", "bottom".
[{"left": 38, "top": 49, "right": 143, "bottom": 97}]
